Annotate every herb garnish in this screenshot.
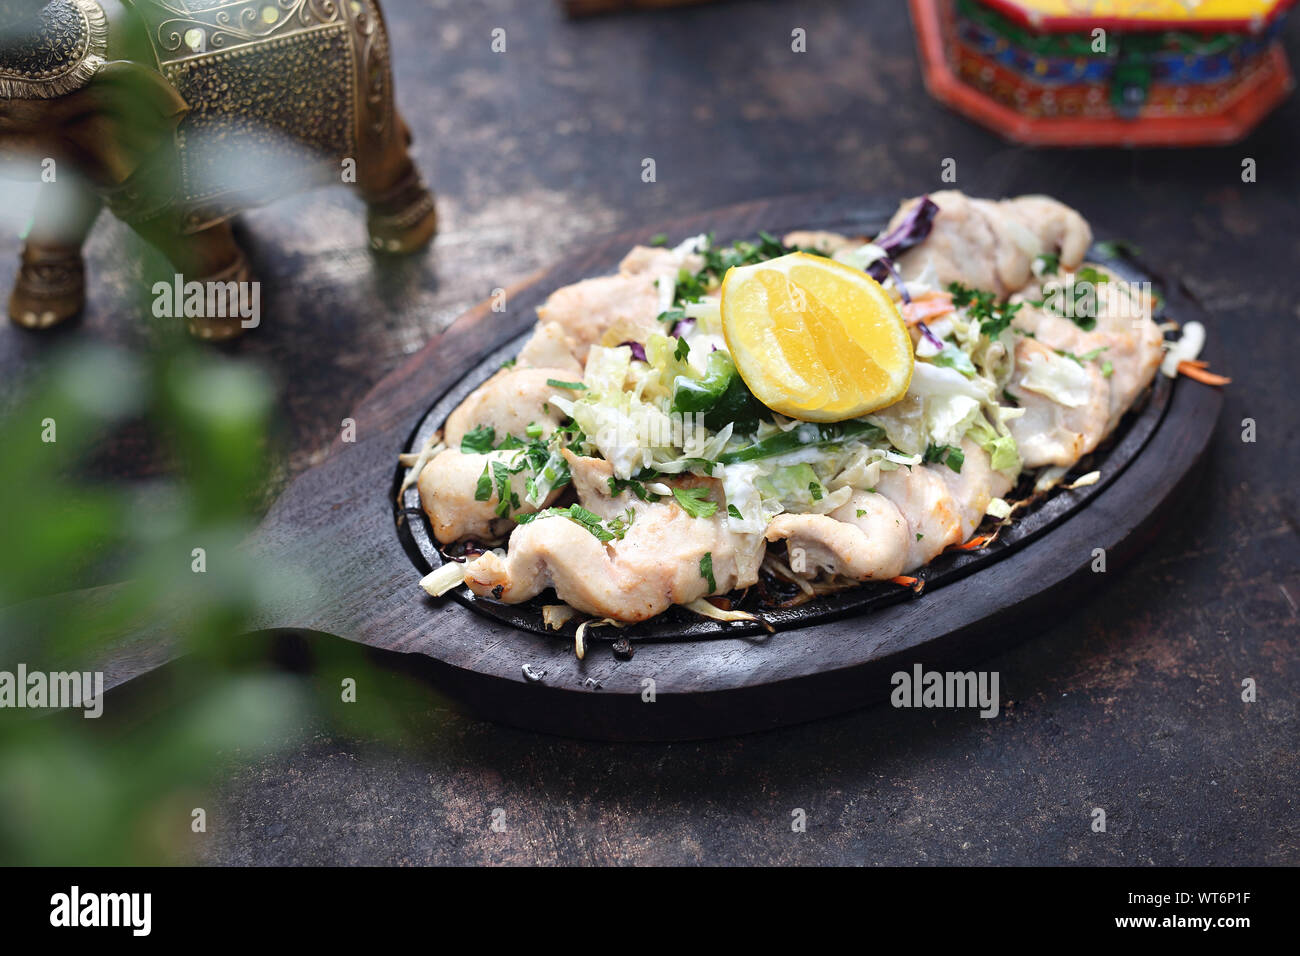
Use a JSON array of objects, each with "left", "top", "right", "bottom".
[
  {"left": 515, "top": 503, "right": 631, "bottom": 543},
  {"left": 924, "top": 443, "right": 965, "bottom": 473},
  {"left": 461, "top": 424, "right": 497, "bottom": 455},
  {"left": 699, "top": 552, "right": 717, "bottom": 592},
  {"left": 947, "top": 282, "right": 1022, "bottom": 339},
  {"left": 672, "top": 486, "right": 719, "bottom": 519}
]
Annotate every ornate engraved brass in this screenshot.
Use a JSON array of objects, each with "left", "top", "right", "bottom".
[{"left": 0, "top": 0, "right": 436, "bottom": 339}]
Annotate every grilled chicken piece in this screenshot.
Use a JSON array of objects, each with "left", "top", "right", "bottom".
[
  {"left": 768, "top": 441, "right": 1009, "bottom": 584},
  {"left": 1011, "top": 263, "right": 1164, "bottom": 434},
  {"left": 418, "top": 448, "right": 559, "bottom": 545},
  {"left": 516, "top": 321, "right": 583, "bottom": 376},
  {"left": 534, "top": 246, "right": 701, "bottom": 362},
  {"left": 462, "top": 453, "right": 764, "bottom": 622},
  {"left": 932, "top": 438, "right": 1015, "bottom": 540},
  {"left": 1005, "top": 338, "right": 1112, "bottom": 468},
  {"left": 765, "top": 490, "right": 909, "bottom": 581},
  {"left": 873, "top": 461, "right": 968, "bottom": 569},
  {"left": 764, "top": 442, "right": 1008, "bottom": 582},
  {"left": 442, "top": 366, "right": 575, "bottom": 449},
  {"left": 890, "top": 191, "right": 1092, "bottom": 298}
]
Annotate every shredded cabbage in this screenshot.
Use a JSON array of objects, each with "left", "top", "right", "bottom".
[{"left": 1018, "top": 349, "right": 1093, "bottom": 408}]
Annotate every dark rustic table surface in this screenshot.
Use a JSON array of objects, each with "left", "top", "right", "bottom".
[{"left": 2, "top": 0, "right": 1297, "bottom": 865}]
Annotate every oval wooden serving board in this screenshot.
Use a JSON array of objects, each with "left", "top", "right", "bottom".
[{"left": 237, "top": 194, "right": 1221, "bottom": 741}]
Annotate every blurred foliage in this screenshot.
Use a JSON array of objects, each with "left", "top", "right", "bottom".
[{"left": 0, "top": 338, "right": 424, "bottom": 865}]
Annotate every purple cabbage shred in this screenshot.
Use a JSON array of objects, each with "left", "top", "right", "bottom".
[{"left": 617, "top": 340, "right": 648, "bottom": 362}]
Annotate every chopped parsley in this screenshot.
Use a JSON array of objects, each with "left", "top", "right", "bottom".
[
  {"left": 1034, "top": 253, "right": 1060, "bottom": 275},
  {"left": 656, "top": 308, "right": 685, "bottom": 324},
  {"left": 924, "top": 443, "right": 965, "bottom": 473},
  {"left": 1101, "top": 359, "right": 1114, "bottom": 378},
  {"left": 727, "top": 504, "right": 743, "bottom": 520},
  {"left": 809, "top": 482, "right": 823, "bottom": 501},
  {"left": 607, "top": 475, "right": 660, "bottom": 502},
  {"left": 916, "top": 532, "right": 924, "bottom": 541},
  {"left": 699, "top": 552, "right": 717, "bottom": 592},
  {"left": 856, "top": 509, "right": 868, "bottom": 518},
  {"left": 474, "top": 460, "right": 520, "bottom": 517},
  {"left": 947, "top": 282, "right": 1021, "bottom": 339},
  {"left": 674, "top": 337, "right": 691, "bottom": 362},
  {"left": 650, "top": 234, "right": 668, "bottom": 246},
  {"left": 669, "top": 232, "right": 818, "bottom": 308},
  {"left": 461, "top": 424, "right": 497, "bottom": 455},
  {"left": 516, "top": 504, "right": 630, "bottom": 543},
  {"left": 672, "top": 486, "right": 718, "bottom": 519}
]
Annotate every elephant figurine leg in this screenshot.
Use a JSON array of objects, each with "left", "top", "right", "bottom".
[
  {"left": 357, "top": 110, "right": 438, "bottom": 256},
  {"left": 130, "top": 213, "right": 252, "bottom": 342},
  {"left": 9, "top": 181, "right": 102, "bottom": 330}
]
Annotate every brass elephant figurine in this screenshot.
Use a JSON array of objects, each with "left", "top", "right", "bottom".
[{"left": 0, "top": 0, "right": 436, "bottom": 339}]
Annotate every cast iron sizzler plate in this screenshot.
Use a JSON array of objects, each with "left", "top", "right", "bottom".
[{"left": 245, "top": 195, "right": 1222, "bottom": 741}]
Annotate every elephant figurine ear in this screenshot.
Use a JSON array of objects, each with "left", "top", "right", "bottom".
[{"left": 0, "top": 0, "right": 110, "bottom": 99}]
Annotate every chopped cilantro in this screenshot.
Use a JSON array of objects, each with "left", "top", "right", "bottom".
[
  {"left": 650, "top": 234, "right": 668, "bottom": 246},
  {"left": 516, "top": 504, "right": 628, "bottom": 543},
  {"left": 608, "top": 475, "right": 658, "bottom": 501},
  {"left": 924, "top": 443, "right": 965, "bottom": 473},
  {"left": 947, "top": 282, "right": 1021, "bottom": 339},
  {"left": 1101, "top": 359, "right": 1114, "bottom": 378},
  {"left": 473, "top": 463, "right": 493, "bottom": 501},
  {"left": 674, "top": 337, "right": 691, "bottom": 362},
  {"left": 669, "top": 232, "right": 806, "bottom": 308},
  {"left": 727, "top": 504, "right": 743, "bottom": 520},
  {"left": 916, "top": 533, "right": 924, "bottom": 541},
  {"left": 1034, "top": 253, "right": 1060, "bottom": 275},
  {"left": 809, "top": 482, "right": 823, "bottom": 501},
  {"left": 491, "top": 461, "right": 517, "bottom": 517},
  {"left": 672, "top": 486, "right": 718, "bottom": 519},
  {"left": 546, "top": 379, "right": 587, "bottom": 390},
  {"left": 461, "top": 424, "right": 496, "bottom": 455},
  {"left": 699, "top": 552, "right": 717, "bottom": 592},
  {"left": 856, "top": 509, "right": 868, "bottom": 518}
]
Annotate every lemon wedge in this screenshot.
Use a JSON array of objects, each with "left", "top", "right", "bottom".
[{"left": 719, "top": 252, "right": 913, "bottom": 422}]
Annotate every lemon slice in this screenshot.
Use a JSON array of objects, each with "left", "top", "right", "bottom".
[{"left": 719, "top": 252, "right": 913, "bottom": 422}]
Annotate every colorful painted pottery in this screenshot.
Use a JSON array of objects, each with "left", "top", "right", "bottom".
[{"left": 910, "top": 0, "right": 1295, "bottom": 145}]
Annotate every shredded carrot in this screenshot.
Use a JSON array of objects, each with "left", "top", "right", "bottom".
[
  {"left": 1181, "top": 359, "right": 1209, "bottom": 369},
  {"left": 891, "top": 575, "right": 924, "bottom": 594},
  {"left": 953, "top": 534, "right": 993, "bottom": 551},
  {"left": 1177, "top": 360, "right": 1231, "bottom": 385},
  {"left": 901, "top": 291, "right": 954, "bottom": 326}
]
